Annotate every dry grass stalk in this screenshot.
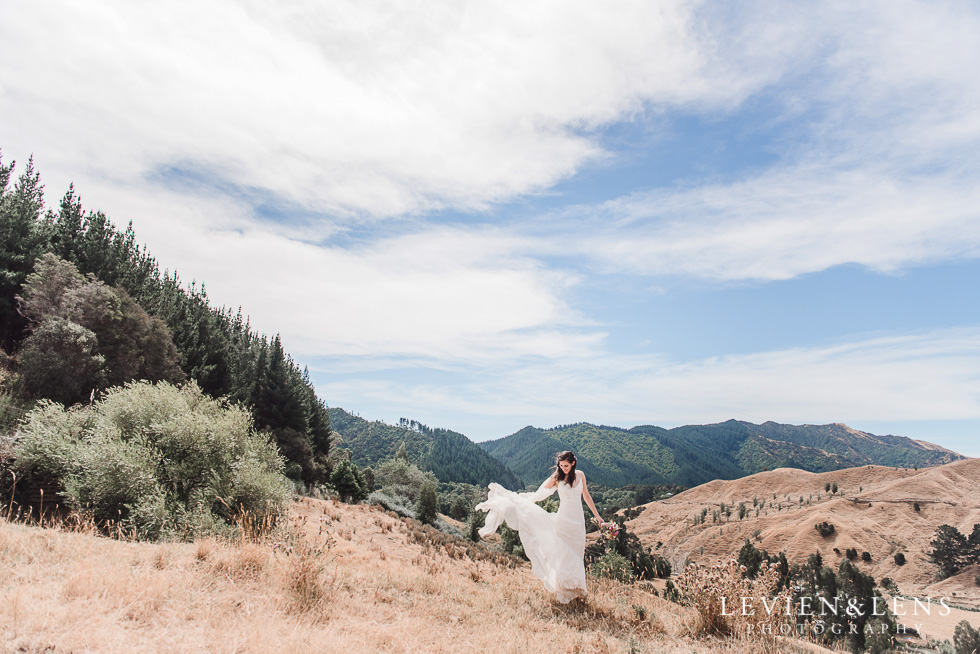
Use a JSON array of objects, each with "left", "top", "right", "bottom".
[
  {"left": 674, "top": 558, "right": 795, "bottom": 653},
  {"left": 1, "top": 497, "right": 819, "bottom": 653}
]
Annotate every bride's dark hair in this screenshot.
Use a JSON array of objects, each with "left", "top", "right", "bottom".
[{"left": 554, "top": 451, "right": 577, "bottom": 487}]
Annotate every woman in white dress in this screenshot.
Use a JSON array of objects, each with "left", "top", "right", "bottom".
[{"left": 476, "top": 451, "right": 605, "bottom": 603}]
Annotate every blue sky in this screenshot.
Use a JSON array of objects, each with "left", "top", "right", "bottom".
[{"left": 2, "top": 1, "right": 979, "bottom": 456}]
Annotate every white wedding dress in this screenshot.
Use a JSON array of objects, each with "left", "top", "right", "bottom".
[{"left": 476, "top": 476, "right": 587, "bottom": 603}]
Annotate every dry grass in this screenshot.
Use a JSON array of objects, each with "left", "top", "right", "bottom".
[{"left": 1, "top": 497, "right": 826, "bottom": 654}]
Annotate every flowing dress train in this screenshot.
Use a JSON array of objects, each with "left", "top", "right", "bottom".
[{"left": 475, "top": 477, "right": 587, "bottom": 603}]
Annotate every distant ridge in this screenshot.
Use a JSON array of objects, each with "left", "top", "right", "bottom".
[
  {"left": 479, "top": 420, "right": 963, "bottom": 488},
  {"left": 329, "top": 408, "right": 523, "bottom": 489}
]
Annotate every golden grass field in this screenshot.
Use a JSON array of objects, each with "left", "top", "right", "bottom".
[
  {"left": 628, "top": 457, "right": 980, "bottom": 644},
  {"left": 0, "top": 496, "right": 834, "bottom": 654},
  {"left": 6, "top": 457, "right": 980, "bottom": 652}
]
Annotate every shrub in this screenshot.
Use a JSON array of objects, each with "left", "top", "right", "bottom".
[
  {"left": 329, "top": 459, "right": 366, "bottom": 503},
  {"left": 467, "top": 511, "right": 484, "bottom": 542},
  {"left": 367, "top": 490, "right": 416, "bottom": 520},
  {"left": 498, "top": 523, "right": 522, "bottom": 556},
  {"left": 374, "top": 458, "right": 437, "bottom": 503},
  {"left": 894, "top": 552, "right": 906, "bottom": 566},
  {"left": 590, "top": 551, "right": 635, "bottom": 584},
  {"left": 815, "top": 521, "right": 835, "bottom": 538},
  {"left": 954, "top": 620, "right": 980, "bottom": 654},
  {"left": 861, "top": 551, "right": 872, "bottom": 562},
  {"left": 12, "top": 380, "right": 289, "bottom": 539},
  {"left": 673, "top": 559, "right": 791, "bottom": 642},
  {"left": 449, "top": 495, "right": 469, "bottom": 520},
  {"left": 416, "top": 481, "right": 438, "bottom": 525},
  {"left": 913, "top": 502, "right": 921, "bottom": 512},
  {"left": 846, "top": 548, "right": 858, "bottom": 560},
  {"left": 17, "top": 317, "right": 105, "bottom": 405}
]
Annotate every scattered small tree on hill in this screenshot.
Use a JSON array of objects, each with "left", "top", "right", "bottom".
[
  {"left": 815, "top": 521, "right": 835, "bottom": 538},
  {"left": 416, "top": 481, "right": 438, "bottom": 525},
  {"left": 467, "top": 511, "right": 484, "bottom": 542},
  {"left": 894, "top": 552, "right": 906, "bottom": 566},
  {"left": 330, "top": 458, "right": 366, "bottom": 503},
  {"left": 929, "top": 523, "right": 980, "bottom": 579},
  {"left": 954, "top": 620, "right": 980, "bottom": 654}
]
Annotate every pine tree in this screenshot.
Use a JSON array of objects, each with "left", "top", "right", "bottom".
[
  {"left": 330, "top": 459, "right": 364, "bottom": 503},
  {"left": 930, "top": 524, "right": 968, "bottom": 578},
  {"left": 0, "top": 155, "right": 51, "bottom": 350},
  {"left": 416, "top": 482, "right": 438, "bottom": 525}
]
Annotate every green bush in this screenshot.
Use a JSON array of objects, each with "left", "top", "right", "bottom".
[
  {"left": 17, "top": 317, "right": 105, "bottom": 405},
  {"left": 954, "top": 620, "right": 980, "bottom": 654},
  {"left": 467, "top": 510, "right": 484, "bottom": 542},
  {"left": 894, "top": 552, "right": 906, "bottom": 566},
  {"left": 815, "top": 521, "right": 835, "bottom": 537},
  {"left": 590, "top": 551, "right": 636, "bottom": 584},
  {"left": 330, "top": 458, "right": 366, "bottom": 503},
  {"left": 374, "top": 457, "right": 437, "bottom": 503},
  {"left": 416, "top": 481, "right": 438, "bottom": 525},
  {"left": 12, "top": 380, "right": 290, "bottom": 539},
  {"left": 368, "top": 489, "right": 416, "bottom": 519}
]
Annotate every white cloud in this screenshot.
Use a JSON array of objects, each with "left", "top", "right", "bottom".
[
  {"left": 95, "top": 182, "right": 593, "bottom": 361},
  {"left": 317, "top": 326, "right": 980, "bottom": 443},
  {"left": 556, "top": 1, "right": 980, "bottom": 282},
  {"left": 4, "top": 0, "right": 980, "bottom": 452},
  {"left": 576, "top": 165, "right": 980, "bottom": 281},
  {"left": 0, "top": 0, "right": 758, "bottom": 218}
]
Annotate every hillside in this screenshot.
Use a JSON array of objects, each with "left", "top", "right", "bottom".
[
  {"left": 0, "top": 500, "right": 809, "bottom": 654},
  {"left": 626, "top": 458, "right": 980, "bottom": 608},
  {"left": 480, "top": 420, "right": 963, "bottom": 488},
  {"left": 329, "top": 408, "right": 523, "bottom": 489}
]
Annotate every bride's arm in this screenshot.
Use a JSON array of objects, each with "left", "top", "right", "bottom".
[
  {"left": 522, "top": 473, "right": 558, "bottom": 502},
  {"left": 580, "top": 473, "right": 603, "bottom": 523}
]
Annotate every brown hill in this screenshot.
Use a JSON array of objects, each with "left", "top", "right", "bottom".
[
  {"left": 627, "top": 458, "right": 980, "bottom": 601},
  {"left": 2, "top": 497, "right": 833, "bottom": 654}
]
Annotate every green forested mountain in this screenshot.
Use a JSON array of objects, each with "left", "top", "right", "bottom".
[
  {"left": 479, "top": 420, "right": 964, "bottom": 488},
  {"left": 329, "top": 409, "right": 522, "bottom": 489},
  {"left": 0, "top": 151, "right": 332, "bottom": 484}
]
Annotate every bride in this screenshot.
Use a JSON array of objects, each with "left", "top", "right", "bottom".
[{"left": 476, "top": 451, "right": 605, "bottom": 603}]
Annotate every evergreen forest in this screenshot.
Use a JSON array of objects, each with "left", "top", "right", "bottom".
[{"left": 0, "top": 151, "right": 332, "bottom": 488}]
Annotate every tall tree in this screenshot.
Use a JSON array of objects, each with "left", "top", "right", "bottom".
[{"left": 0, "top": 155, "right": 51, "bottom": 350}]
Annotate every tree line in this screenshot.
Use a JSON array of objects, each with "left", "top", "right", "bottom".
[{"left": 0, "top": 151, "right": 332, "bottom": 485}]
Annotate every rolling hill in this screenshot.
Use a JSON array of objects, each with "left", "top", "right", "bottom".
[
  {"left": 479, "top": 420, "right": 964, "bottom": 488},
  {"left": 626, "top": 458, "right": 980, "bottom": 607},
  {"left": 329, "top": 408, "right": 523, "bottom": 489}
]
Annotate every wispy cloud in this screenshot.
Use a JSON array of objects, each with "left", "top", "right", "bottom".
[
  {"left": 3, "top": 1, "right": 980, "bottom": 452},
  {"left": 571, "top": 165, "right": 980, "bottom": 281},
  {"left": 0, "top": 0, "right": 761, "bottom": 218},
  {"left": 558, "top": 1, "right": 980, "bottom": 282},
  {"left": 318, "top": 326, "right": 980, "bottom": 441}
]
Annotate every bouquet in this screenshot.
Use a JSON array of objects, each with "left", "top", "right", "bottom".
[{"left": 592, "top": 518, "right": 620, "bottom": 540}]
